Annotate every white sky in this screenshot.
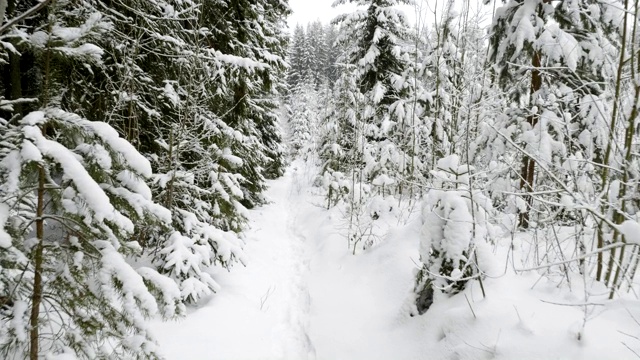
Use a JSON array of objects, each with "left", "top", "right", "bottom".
[
  {"left": 286, "top": 0, "right": 354, "bottom": 28},
  {"left": 286, "top": 0, "right": 416, "bottom": 29},
  {"left": 286, "top": 1, "right": 491, "bottom": 32}
]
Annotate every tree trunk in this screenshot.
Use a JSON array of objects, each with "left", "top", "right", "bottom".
[
  {"left": 29, "top": 166, "right": 45, "bottom": 360},
  {"left": 518, "top": 51, "right": 542, "bottom": 228},
  {"left": 0, "top": 0, "right": 8, "bottom": 25},
  {"left": 596, "top": 0, "right": 630, "bottom": 281},
  {"left": 608, "top": 4, "right": 639, "bottom": 294},
  {"left": 7, "top": 47, "right": 22, "bottom": 115}
]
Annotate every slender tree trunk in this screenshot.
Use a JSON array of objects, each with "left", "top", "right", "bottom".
[
  {"left": 518, "top": 51, "right": 543, "bottom": 228},
  {"left": 165, "top": 127, "right": 175, "bottom": 209},
  {"left": 30, "top": 6, "right": 54, "bottom": 355},
  {"left": 30, "top": 166, "right": 45, "bottom": 360},
  {"left": 597, "top": 0, "right": 630, "bottom": 281},
  {"left": 8, "top": 48, "right": 22, "bottom": 115},
  {"left": 608, "top": 2, "right": 639, "bottom": 295}
]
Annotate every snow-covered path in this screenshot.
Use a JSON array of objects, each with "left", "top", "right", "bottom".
[
  {"left": 152, "top": 164, "right": 322, "bottom": 359},
  {"left": 263, "top": 166, "right": 315, "bottom": 359},
  {"left": 151, "top": 162, "right": 421, "bottom": 359}
]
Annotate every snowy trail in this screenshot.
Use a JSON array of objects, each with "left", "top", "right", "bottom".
[
  {"left": 264, "top": 167, "right": 315, "bottom": 359},
  {"left": 152, "top": 165, "right": 318, "bottom": 360},
  {"left": 151, "top": 161, "right": 421, "bottom": 360}
]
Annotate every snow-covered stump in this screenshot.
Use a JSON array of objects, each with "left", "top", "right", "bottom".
[
  {"left": 318, "top": 169, "right": 350, "bottom": 209},
  {"left": 414, "top": 155, "right": 492, "bottom": 314}
]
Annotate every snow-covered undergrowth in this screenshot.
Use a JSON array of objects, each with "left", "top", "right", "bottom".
[{"left": 151, "top": 159, "right": 640, "bottom": 359}]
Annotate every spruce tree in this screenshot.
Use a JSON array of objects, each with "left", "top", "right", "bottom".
[
  {"left": 485, "top": 0, "right": 576, "bottom": 228},
  {"left": 207, "top": 0, "right": 290, "bottom": 206},
  {"left": 0, "top": 2, "right": 189, "bottom": 358},
  {"left": 414, "top": 155, "right": 491, "bottom": 314},
  {"left": 0, "top": 109, "right": 183, "bottom": 359},
  {"left": 323, "top": 24, "right": 342, "bottom": 84},
  {"left": 332, "top": 0, "right": 413, "bottom": 193},
  {"left": 287, "top": 24, "right": 308, "bottom": 91}
]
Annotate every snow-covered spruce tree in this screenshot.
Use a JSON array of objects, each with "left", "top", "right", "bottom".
[
  {"left": 287, "top": 81, "right": 319, "bottom": 158},
  {"left": 525, "top": 0, "right": 624, "bottom": 286},
  {"left": 484, "top": 0, "right": 560, "bottom": 229},
  {"left": 160, "top": 5, "right": 251, "bottom": 302},
  {"left": 483, "top": 0, "right": 640, "bottom": 299},
  {"left": 148, "top": 73, "right": 248, "bottom": 304},
  {"left": 332, "top": 0, "right": 414, "bottom": 195},
  {"left": 0, "top": 3, "right": 186, "bottom": 358},
  {"left": 287, "top": 24, "right": 309, "bottom": 91},
  {"left": 414, "top": 155, "right": 491, "bottom": 314},
  {"left": 61, "top": 0, "right": 190, "bottom": 149},
  {"left": 143, "top": 0, "right": 290, "bottom": 289},
  {"left": 56, "top": 0, "right": 253, "bottom": 304},
  {"left": 483, "top": 0, "right": 617, "bottom": 228},
  {"left": 207, "top": 0, "right": 290, "bottom": 206},
  {"left": 320, "top": 0, "right": 416, "bottom": 252},
  {"left": 306, "top": 20, "right": 328, "bottom": 88},
  {"left": 0, "top": 109, "right": 183, "bottom": 358},
  {"left": 317, "top": 66, "right": 364, "bottom": 208},
  {"left": 538, "top": 0, "right": 622, "bottom": 228},
  {"left": 288, "top": 20, "right": 334, "bottom": 91},
  {"left": 323, "top": 23, "right": 342, "bottom": 84}
]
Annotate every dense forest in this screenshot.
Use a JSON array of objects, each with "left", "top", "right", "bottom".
[
  {"left": 1, "top": 0, "right": 640, "bottom": 359},
  {"left": 288, "top": 0, "right": 640, "bottom": 311}
]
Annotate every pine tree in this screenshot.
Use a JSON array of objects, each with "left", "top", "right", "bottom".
[
  {"left": 332, "top": 0, "right": 414, "bottom": 193},
  {"left": 207, "top": 0, "right": 290, "bottom": 206},
  {"left": 0, "top": 110, "right": 184, "bottom": 359},
  {"left": 323, "top": 23, "right": 342, "bottom": 84},
  {"left": 287, "top": 24, "right": 308, "bottom": 91}
]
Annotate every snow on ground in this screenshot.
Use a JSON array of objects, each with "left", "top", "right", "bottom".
[
  {"left": 151, "top": 161, "right": 315, "bottom": 359},
  {"left": 152, "top": 159, "right": 640, "bottom": 360}
]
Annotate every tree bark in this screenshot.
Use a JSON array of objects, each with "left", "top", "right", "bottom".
[
  {"left": 518, "top": 50, "right": 542, "bottom": 228},
  {"left": 8, "top": 14, "right": 22, "bottom": 116},
  {"left": 0, "top": 0, "right": 8, "bottom": 26},
  {"left": 596, "top": 0, "right": 630, "bottom": 281},
  {"left": 29, "top": 166, "right": 45, "bottom": 360}
]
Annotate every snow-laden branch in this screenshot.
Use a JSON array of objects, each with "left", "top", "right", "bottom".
[
  {"left": 486, "top": 122, "right": 626, "bottom": 230},
  {"left": 0, "top": 0, "right": 52, "bottom": 35},
  {"left": 516, "top": 242, "right": 635, "bottom": 272}
]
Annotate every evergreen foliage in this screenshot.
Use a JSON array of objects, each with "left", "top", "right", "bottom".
[
  {"left": 0, "top": 0, "right": 291, "bottom": 357},
  {"left": 329, "top": 0, "right": 414, "bottom": 194},
  {"left": 0, "top": 109, "right": 183, "bottom": 359},
  {"left": 2, "top": 0, "right": 640, "bottom": 353},
  {"left": 414, "top": 155, "right": 492, "bottom": 314}
]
